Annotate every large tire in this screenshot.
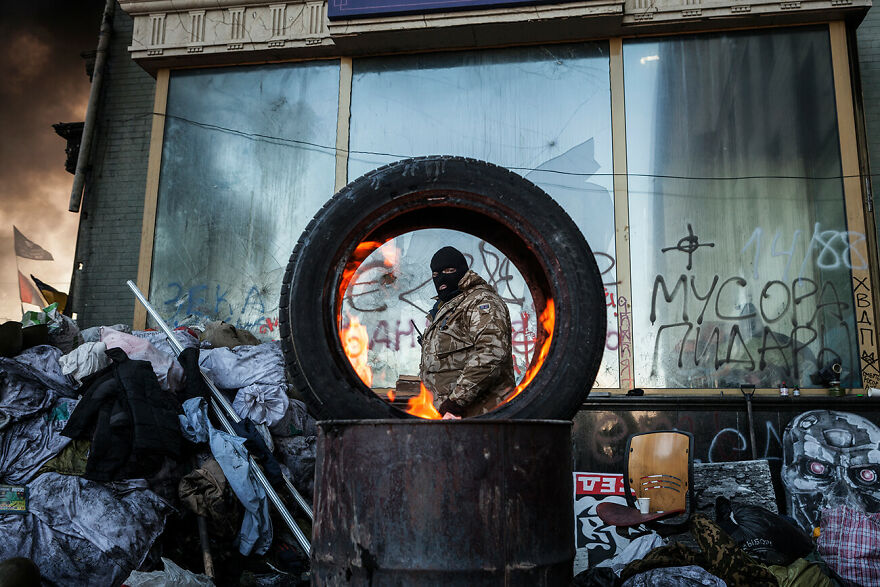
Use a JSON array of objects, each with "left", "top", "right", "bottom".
[{"left": 279, "top": 156, "right": 605, "bottom": 420}]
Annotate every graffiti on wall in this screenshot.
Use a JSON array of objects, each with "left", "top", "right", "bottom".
[
  {"left": 160, "top": 281, "right": 280, "bottom": 336},
  {"left": 646, "top": 223, "right": 862, "bottom": 388},
  {"left": 157, "top": 237, "right": 620, "bottom": 387},
  {"left": 340, "top": 235, "right": 620, "bottom": 388},
  {"left": 576, "top": 408, "right": 788, "bottom": 468},
  {"left": 782, "top": 410, "right": 880, "bottom": 531},
  {"left": 572, "top": 408, "right": 880, "bottom": 551},
  {"left": 572, "top": 473, "right": 634, "bottom": 575}
]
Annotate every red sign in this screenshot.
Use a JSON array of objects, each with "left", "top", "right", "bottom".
[{"left": 574, "top": 473, "right": 626, "bottom": 496}]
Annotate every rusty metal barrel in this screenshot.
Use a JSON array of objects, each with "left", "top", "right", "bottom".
[{"left": 311, "top": 419, "right": 573, "bottom": 586}]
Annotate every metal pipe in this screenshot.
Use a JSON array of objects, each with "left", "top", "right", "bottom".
[
  {"left": 126, "top": 280, "right": 313, "bottom": 552},
  {"left": 210, "top": 397, "right": 311, "bottom": 556},
  {"left": 69, "top": 0, "right": 115, "bottom": 213}
]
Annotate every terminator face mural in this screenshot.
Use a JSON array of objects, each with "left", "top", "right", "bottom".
[{"left": 782, "top": 410, "right": 880, "bottom": 530}]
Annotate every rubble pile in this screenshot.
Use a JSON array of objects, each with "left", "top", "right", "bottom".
[{"left": 0, "top": 313, "right": 316, "bottom": 586}]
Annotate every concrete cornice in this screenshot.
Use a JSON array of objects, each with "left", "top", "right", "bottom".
[
  {"left": 120, "top": 0, "right": 279, "bottom": 13},
  {"left": 120, "top": 0, "right": 871, "bottom": 72}
]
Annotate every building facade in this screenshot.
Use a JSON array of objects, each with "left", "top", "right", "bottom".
[
  {"left": 73, "top": 0, "right": 879, "bottom": 394},
  {"left": 68, "top": 0, "right": 880, "bottom": 559}
]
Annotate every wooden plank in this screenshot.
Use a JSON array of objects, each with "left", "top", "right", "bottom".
[
  {"left": 610, "top": 37, "right": 634, "bottom": 394},
  {"left": 830, "top": 21, "right": 879, "bottom": 391},
  {"left": 133, "top": 68, "right": 170, "bottom": 330}
]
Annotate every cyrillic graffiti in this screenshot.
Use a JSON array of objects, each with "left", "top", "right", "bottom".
[
  {"left": 853, "top": 275, "right": 880, "bottom": 389},
  {"left": 649, "top": 274, "right": 851, "bottom": 381},
  {"left": 161, "top": 281, "right": 277, "bottom": 334}
]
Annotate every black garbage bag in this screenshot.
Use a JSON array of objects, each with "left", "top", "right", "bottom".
[
  {"left": 715, "top": 496, "right": 814, "bottom": 566},
  {"left": 573, "top": 567, "right": 617, "bottom": 587}
]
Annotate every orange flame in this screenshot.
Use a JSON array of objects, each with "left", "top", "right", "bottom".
[
  {"left": 504, "top": 299, "right": 555, "bottom": 404},
  {"left": 379, "top": 243, "right": 399, "bottom": 268},
  {"left": 340, "top": 315, "right": 372, "bottom": 387},
  {"left": 387, "top": 389, "right": 396, "bottom": 402},
  {"left": 406, "top": 383, "right": 442, "bottom": 419},
  {"left": 337, "top": 240, "right": 403, "bottom": 392},
  {"left": 338, "top": 241, "right": 383, "bottom": 318}
]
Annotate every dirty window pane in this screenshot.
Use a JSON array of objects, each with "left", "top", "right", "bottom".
[
  {"left": 150, "top": 61, "right": 339, "bottom": 336},
  {"left": 625, "top": 28, "right": 861, "bottom": 389},
  {"left": 349, "top": 44, "right": 619, "bottom": 388}
]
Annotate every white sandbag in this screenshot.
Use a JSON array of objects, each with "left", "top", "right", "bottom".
[
  {"left": 198, "top": 343, "right": 285, "bottom": 390},
  {"left": 596, "top": 532, "right": 666, "bottom": 575},
  {"left": 232, "top": 383, "right": 289, "bottom": 427},
  {"left": 132, "top": 328, "right": 200, "bottom": 357},
  {"left": 59, "top": 342, "right": 111, "bottom": 384},
  {"left": 270, "top": 396, "right": 317, "bottom": 437},
  {"left": 101, "top": 328, "right": 184, "bottom": 392},
  {"left": 81, "top": 324, "right": 130, "bottom": 343},
  {"left": 124, "top": 557, "right": 214, "bottom": 586},
  {"left": 15, "top": 345, "right": 70, "bottom": 389}
]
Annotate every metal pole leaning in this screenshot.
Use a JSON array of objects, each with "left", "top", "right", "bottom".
[{"left": 126, "top": 281, "right": 313, "bottom": 555}]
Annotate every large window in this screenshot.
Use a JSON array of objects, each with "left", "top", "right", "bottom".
[
  {"left": 150, "top": 61, "right": 340, "bottom": 335},
  {"left": 348, "top": 43, "right": 619, "bottom": 388},
  {"left": 146, "top": 27, "right": 870, "bottom": 391},
  {"left": 625, "top": 27, "right": 861, "bottom": 388}
]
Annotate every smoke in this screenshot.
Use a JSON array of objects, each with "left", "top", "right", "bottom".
[{"left": 0, "top": 1, "right": 104, "bottom": 322}]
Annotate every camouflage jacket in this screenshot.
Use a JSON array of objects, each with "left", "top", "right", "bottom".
[{"left": 419, "top": 270, "right": 515, "bottom": 417}]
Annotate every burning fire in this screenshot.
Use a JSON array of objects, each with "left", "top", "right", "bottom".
[
  {"left": 337, "top": 238, "right": 550, "bottom": 416},
  {"left": 504, "top": 298, "right": 555, "bottom": 404},
  {"left": 340, "top": 315, "right": 372, "bottom": 387},
  {"left": 339, "top": 241, "right": 383, "bottom": 310},
  {"left": 339, "top": 240, "right": 402, "bottom": 390},
  {"left": 406, "top": 383, "right": 442, "bottom": 419},
  {"left": 378, "top": 243, "right": 399, "bottom": 268}
]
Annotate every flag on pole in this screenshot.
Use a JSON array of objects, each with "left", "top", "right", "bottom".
[
  {"left": 30, "top": 275, "right": 68, "bottom": 314},
  {"left": 19, "top": 272, "right": 47, "bottom": 307},
  {"left": 13, "top": 226, "right": 54, "bottom": 261}
]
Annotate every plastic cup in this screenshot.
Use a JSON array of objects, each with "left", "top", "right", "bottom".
[{"left": 636, "top": 497, "right": 650, "bottom": 514}]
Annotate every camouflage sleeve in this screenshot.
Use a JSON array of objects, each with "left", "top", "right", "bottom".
[{"left": 448, "top": 297, "right": 511, "bottom": 408}]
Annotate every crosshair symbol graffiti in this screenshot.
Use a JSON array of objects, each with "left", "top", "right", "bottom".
[{"left": 661, "top": 223, "right": 715, "bottom": 270}]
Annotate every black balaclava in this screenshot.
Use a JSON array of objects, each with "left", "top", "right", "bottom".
[{"left": 430, "top": 246, "right": 468, "bottom": 303}]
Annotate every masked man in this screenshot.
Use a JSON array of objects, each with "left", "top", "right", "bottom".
[{"left": 419, "top": 246, "right": 515, "bottom": 418}]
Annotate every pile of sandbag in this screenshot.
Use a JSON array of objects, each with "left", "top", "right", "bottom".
[{"left": 1, "top": 313, "right": 318, "bottom": 585}]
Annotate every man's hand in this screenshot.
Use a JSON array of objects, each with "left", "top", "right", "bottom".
[{"left": 438, "top": 398, "right": 465, "bottom": 417}]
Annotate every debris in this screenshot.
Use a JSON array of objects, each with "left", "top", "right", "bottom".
[
  {"left": 0, "top": 473, "right": 171, "bottom": 586},
  {"left": 270, "top": 397, "right": 317, "bottom": 438},
  {"left": 61, "top": 347, "right": 183, "bottom": 483},
  {"left": 180, "top": 397, "right": 273, "bottom": 556},
  {"left": 81, "top": 323, "right": 129, "bottom": 343},
  {"left": 201, "top": 320, "right": 260, "bottom": 349},
  {"left": 102, "top": 328, "right": 185, "bottom": 392},
  {"left": 123, "top": 557, "right": 215, "bottom": 586},
  {"left": 233, "top": 383, "right": 290, "bottom": 428},
  {"left": 274, "top": 436, "right": 316, "bottom": 500},
  {"left": 59, "top": 341, "right": 111, "bottom": 384},
  {"left": 198, "top": 343, "right": 286, "bottom": 391},
  {"left": 0, "top": 484, "right": 28, "bottom": 513}
]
